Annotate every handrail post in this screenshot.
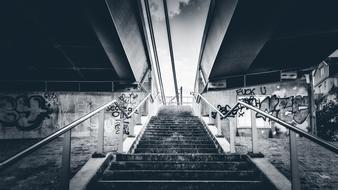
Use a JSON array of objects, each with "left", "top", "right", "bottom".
[
  {"left": 135, "top": 112, "right": 142, "bottom": 125},
  {"left": 97, "top": 110, "right": 105, "bottom": 154},
  {"left": 208, "top": 109, "right": 216, "bottom": 125},
  {"left": 216, "top": 113, "right": 223, "bottom": 137},
  {"left": 289, "top": 130, "right": 301, "bottom": 190},
  {"left": 129, "top": 117, "right": 135, "bottom": 137},
  {"left": 117, "top": 115, "right": 124, "bottom": 153},
  {"left": 60, "top": 130, "right": 71, "bottom": 190},
  {"left": 250, "top": 109, "right": 258, "bottom": 154},
  {"left": 229, "top": 120, "right": 236, "bottom": 153}
]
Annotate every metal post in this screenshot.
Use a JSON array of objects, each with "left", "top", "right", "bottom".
[
  {"left": 97, "top": 110, "right": 105, "bottom": 154},
  {"left": 308, "top": 73, "right": 317, "bottom": 135},
  {"left": 289, "top": 130, "right": 301, "bottom": 190},
  {"left": 60, "top": 130, "right": 71, "bottom": 190},
  {"left": 251, "top": 109, "right": 258, "bottom": 154},
  {"left": 117, "top": 116, "right": 124, "bottom": 153},
  {"left": 216, "top": 113, "right": 223, "bottom": 137},
  {"left": 180, "top": 86, "right": 183, "bottom": 105},
  {"left": 163, "top": 0, "right": 180, "bottom": 105}
]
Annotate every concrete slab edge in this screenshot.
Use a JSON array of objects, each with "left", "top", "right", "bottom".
[
  {"left": 70, "top": 153, "right": 114, "bottom": 190},
  {"left": 198, "top": 116, "right": 229, "bottom": 154},
  {"left": 249, "top": 157, "right": 291, "bottom": 190},
  {"left": 127, "top": 115, "right": 152, "bottom": 154}
]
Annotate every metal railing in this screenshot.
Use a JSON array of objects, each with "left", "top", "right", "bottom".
[
  {"left": 0, "top": 92, "right": 156, "bottom": 190},
  {"left": 193, "top": 93, "right": 338, "bottom": 190}
]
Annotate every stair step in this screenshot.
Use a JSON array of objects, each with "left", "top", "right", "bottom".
[
  {"left": 145, "top": 130, "right": 205, "bottom": 133},
  {"left": 140, "top": 137, "right": 210, "bottom": 141},
  {"left": 141, "top": 134, "right": 208, "bottom": 138},
  {"left": 136, "top": 144, "right": 216, "bottom": 149},
  {"left": 134, "top": 148, "right": 219, "bottom": 154},
  {"left": 94, "top": 180, "right": 266, "bottom": 190},
  {"left": 109, "top": 161, "right": 253, "bottom": 170},
  {"left": 116, "top": 154, "right": 247, "bottom": 162},
  {"left": 101, "top": 170, "right": 259, "bottom": 180},
  {"left": 137, "top": 140, "right": 214, "bottom": 145}
]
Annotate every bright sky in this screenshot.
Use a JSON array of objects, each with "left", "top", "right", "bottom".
[{"left": 149, "top": 0, "right": 210, "bottom": 96}]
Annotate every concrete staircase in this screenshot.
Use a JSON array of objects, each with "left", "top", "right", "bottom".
[{"left": 91, "top": 106, "right": 275, "bottom": 190}]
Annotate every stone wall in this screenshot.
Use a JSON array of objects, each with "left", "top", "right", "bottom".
[{"left": 0, "top": 91, "right": 147, "bottom": 139}]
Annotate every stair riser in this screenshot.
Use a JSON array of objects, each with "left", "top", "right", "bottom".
[
  {"left": 116, "top": 155, "right": 248, "bottom": 162},
  {"left": 137, "top": 141, "right": 213, "bottom": 145},
  {"left": 94, "top": 181, "right": 265, "bottom": 190},
  {"left": 109, "top": 162, "right": 253, "bottom": 171},
  {"left": 140, "top": 137, "right": 210, "bottom": 141},
  {"left": 102, "top": 171, "right": 258, "bottom": 180},
  {"left": 134, "top": 149, "right": 219, "bottom": 154},
  {"left": 136, "top": 144, "right": 216, "bottom": 148}
]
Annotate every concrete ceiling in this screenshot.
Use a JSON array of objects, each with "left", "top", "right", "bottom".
[
  {"left": 0, "top": 0, "right": 150, "bottom": 83},
  {"left": 199, "top": 0, "right": 338, "bottom": 81}
]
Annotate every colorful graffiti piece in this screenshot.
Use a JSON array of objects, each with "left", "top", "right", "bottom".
[{"left": 0, "top": 95, "right": 53, "bottom": 130}]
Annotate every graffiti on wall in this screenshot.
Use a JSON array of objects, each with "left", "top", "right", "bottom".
[
  {"left": 0, "top": 95, "right": 54, "bottom": 130},
  {"left": 114, "top": 120, "right": 130, "bottom": 135},
  {"left": 106, "top": 93, "right": 139, "bottom": 118},
  {"left": 236, "top": 87, "right": 267, "bottom": 96},
  {"left": 211, "top": 95, "right": 309, "bottom": 124}
]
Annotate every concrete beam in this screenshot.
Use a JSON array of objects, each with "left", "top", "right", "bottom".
[
  {"left": 199, "top": 0, "right": 238, "bottom": 81},
  {"left": 105, "top": 0, "right": 149, "bottom": 82},
  {"left": 83, "top": 0, "right": 134, "bottom": 81}
]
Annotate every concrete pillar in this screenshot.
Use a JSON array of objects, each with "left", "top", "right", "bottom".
[
  {"left": 251, "top": 110, "right": 258, "bottom": 154},
  {"left": 216, "top": 113, "right": 223, "bottom": 137},
  {"left": 229, "top": 119, "right": 236, "bottom": 153},
  {"left": 117, "top": 118, "right": 124, "bottom": 153},
  {"left": 96, "top": 110, "right": 105, "bottom": 154},
  {"left": 208, "top": 107, "right": 216, "bottom": 125}
]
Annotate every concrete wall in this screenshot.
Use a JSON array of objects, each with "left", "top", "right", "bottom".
[
  {"left": 0, "top": 91, "right": 147, "bottom": 139},
  {"left": 199, "top": 81, "right": 310, "bottom": 137}
]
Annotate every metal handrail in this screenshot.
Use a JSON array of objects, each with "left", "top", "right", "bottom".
[
  {"left": 237, "top": 101, "right": 338, "bottom": 154},
  {"left": 193, "top": 93, "right": 225, "bottom": 118},
  {"left": 0, "top": 92, "right": 158, "bottom": 170},
  {"left": 0, "top": 99, "right": 117, "bottom": 170},
  {"left": 193, "top": 92, "right": 338, "bottom": 154}
]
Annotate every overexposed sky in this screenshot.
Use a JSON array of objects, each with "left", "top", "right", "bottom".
[{"left": 149, "top": 0, "right": 210, "bottom": 96}]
